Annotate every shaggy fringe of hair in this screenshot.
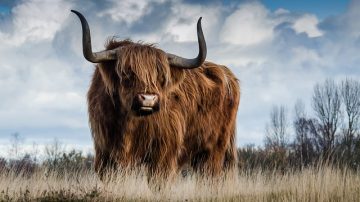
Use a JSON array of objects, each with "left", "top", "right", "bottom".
[{"left": 106, "top": 38, "right": 171, "bottom": 93}]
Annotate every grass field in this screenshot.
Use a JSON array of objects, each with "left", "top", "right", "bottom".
[{"left": 0, "top": 166, "right": 359, "bottom": 201}]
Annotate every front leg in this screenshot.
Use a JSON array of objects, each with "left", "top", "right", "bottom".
[
  {"left": 94, "top": 151, "right": 116, "bottom": 180},
  {"left": 191, "top": 147, "right": 227, "bottom": 176},
  {"left": 146, "top": 150, "right": 179, "bottom": 191}
]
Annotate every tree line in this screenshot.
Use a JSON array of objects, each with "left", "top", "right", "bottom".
[
  {"left": 238, "top": 78, "right": 360, "bottom": 171},
  {"left": 0, "top": 137, "right": 93, "bottom": 175}
]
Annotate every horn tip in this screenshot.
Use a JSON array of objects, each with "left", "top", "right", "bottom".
[
  {"left": 197, "top": 17, "right": 203, "bottom": 27},
  {"left": 197, "top": 17, "right": 203, "bottom": 26},
  {"left": 71, "top": 10, "right": 79, "bottom": 15}
]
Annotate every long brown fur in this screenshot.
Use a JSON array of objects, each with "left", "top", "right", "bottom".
[{"left": 87, "top": 39, "right": 240, "bottom": 179}]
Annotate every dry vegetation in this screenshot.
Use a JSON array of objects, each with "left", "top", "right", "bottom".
[{"left": 0, "top": 167, "right": 359, "bottom": 201}]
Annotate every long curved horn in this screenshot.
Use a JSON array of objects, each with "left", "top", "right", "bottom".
[
  {"left": 71, "top": 10, "right": 117, "bottom": 63},
  {"left": 167, "top": 17, "right": 207, "bottom": 69}
]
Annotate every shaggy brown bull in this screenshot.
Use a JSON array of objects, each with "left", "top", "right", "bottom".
[{"left": 71, "top": 10, "right": 240, "bottom": 179}]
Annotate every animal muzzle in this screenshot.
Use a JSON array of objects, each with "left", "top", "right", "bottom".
[{"left": 131, "top": 93, "right": 160, "bottom": 116}]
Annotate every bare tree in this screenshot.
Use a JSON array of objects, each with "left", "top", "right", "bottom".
[
  {"left": 293, "top": 100, "right": 321, "bottom": 166},
  {"left": 30, "top": 142, "right": 39, "bottom": 163},
  {"left": 44, "top": 138, "right": 64, "bottom": 164},
  {"left": 293, "top": 100, "right": 307, "bottom": 165},
  {"left": 312, "top": 79, "right": 342, "bottom": 157},
  {"left": 294, "top": 100, "right": 306, "bottom": 121},
  {"left": 339, "top": 78, "right": 360, "bottom": 163},
  {"left": 8, "top": 133, "right": 24, "bottom": 159},
  {"left": 265, "top": 105, "right": 289, "bottom": 150}
]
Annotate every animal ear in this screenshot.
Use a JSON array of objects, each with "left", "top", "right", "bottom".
[{"left": 98, "top": 62, "right": 118, "bottom": 94}]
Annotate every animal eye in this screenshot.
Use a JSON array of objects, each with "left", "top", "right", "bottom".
[
  {"left": 122, "top": 78, "right": 132, "bottom": 88},
  {"left": 121, "top": 72, "right": 134, "bottom": 88},
  {"left": 158, "top": 75, "right": 167, "bottom": 88}
]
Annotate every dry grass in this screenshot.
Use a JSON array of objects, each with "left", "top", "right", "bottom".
[{"left": 0, "top": 167, "right": 359, "bottom": 201}]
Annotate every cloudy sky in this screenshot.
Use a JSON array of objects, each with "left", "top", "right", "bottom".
[{"left": 0, "top": 0, "right": 359, "bottom": 157}]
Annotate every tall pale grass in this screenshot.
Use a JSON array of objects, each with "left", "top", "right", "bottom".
[{"left": 0, "top": 167, "right": 359, "bottom": 201}]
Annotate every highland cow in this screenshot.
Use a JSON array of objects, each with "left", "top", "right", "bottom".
[{"left": 71, "top": 10, "right": 240, "bottom": 179}]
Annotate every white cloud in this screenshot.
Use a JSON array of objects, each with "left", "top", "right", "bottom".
[
  {"left": 0, "top": 0, "right": 72, "bottom": 46},
  {"left": 164, "top": 3, "right": 222, "bottom": 42},
  {"left": 292, "top": 14, "right": 323, "bottom": 37},
  {"left": 220, "top": 2, "right": 275, "bottom": 46},
  {"left": 129, "top": 2, "right": 223, "bottom": 44},
  {"left": 274, "top": 8, "right": 290, "bottom": 15},
  {"left": 290, "top": 46, "right": 325, "bottom": 67},
  {"left": 0, "top": 0, "right": 88, "bottom": 130},
  {"left": 336, "top": 0, "right": 360, "bottom": 38},
  {"left": 98, "top": 0, "right": 164, "bottom": 25}
]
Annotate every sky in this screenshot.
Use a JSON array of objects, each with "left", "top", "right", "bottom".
[{"left": 0, "top": 0, "right": 359, "bottom": 157}]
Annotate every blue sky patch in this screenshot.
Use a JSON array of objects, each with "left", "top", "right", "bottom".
[
  {"left": 262, "top": 0, "right": 349, "bottom": 19},
  {"left": 0, "top": 5, "right": 10, "bottom": 15}
]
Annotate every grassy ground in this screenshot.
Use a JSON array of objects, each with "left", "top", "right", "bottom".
[{"left": 0, "top": 167, "right": 359, "bottom": 201}]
